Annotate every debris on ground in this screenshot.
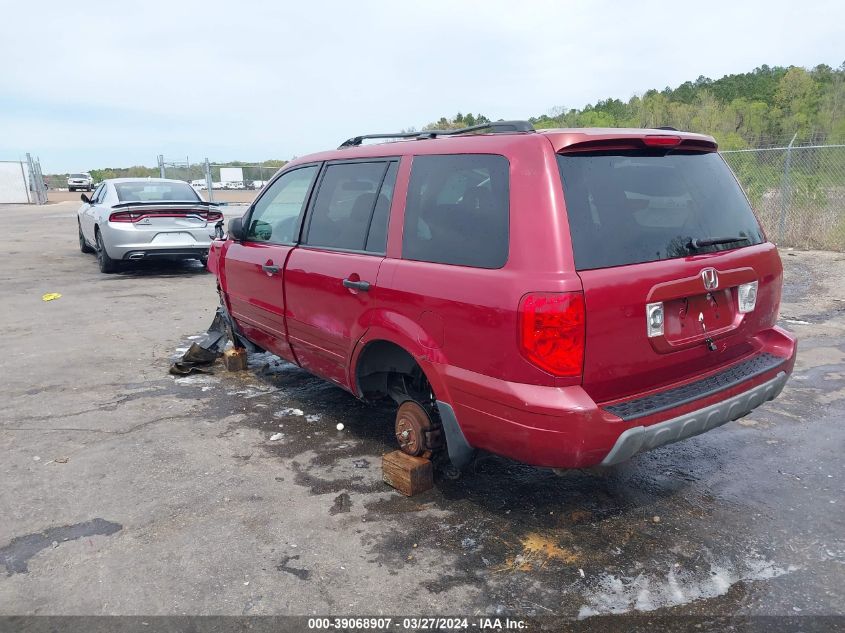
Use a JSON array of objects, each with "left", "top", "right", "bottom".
[
  {"left": 41, "top": 293, "right": 62, "bottom": 302},
  {"left": 275, "top": 408, "right": 304, "bottom": 417},
  {"left": 169, "top": 307, "right": 231, "bottom": 376},
  {"left": 269, "top": 433, "right": 283, "bottom": 441}
]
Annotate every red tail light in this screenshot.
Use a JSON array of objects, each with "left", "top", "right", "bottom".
[
  {"left": 109, "top": 209, "right": 222, "bottom": 223},
  {"left": 519, "top": 292, "right": 585, "bottom": 377},
  {"left": 643, "top": 135, "right": 681, "bottom": 147},
  {"left": 109, "top": 211, "right": 140, "bottom": 222}
]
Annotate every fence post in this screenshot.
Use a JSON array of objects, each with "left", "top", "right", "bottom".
[
  {"left": 27, "top": 154, "right": 47, "bottom": 204},
  {"left": 26, "top": 154, "right": 37, "bottom": 204},
  {"left": 777, "top": 133, "right": 798, "bottom": 244},
  {"left": 20, "top": 160, "right": 31, "bottom": 204},
  {"left": 205, "top": 158, "right": 214, "bottom": 203}
]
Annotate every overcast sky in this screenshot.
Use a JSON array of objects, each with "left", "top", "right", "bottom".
[{"left": 1, "top": 0, "right": 843, "bottom": 173}]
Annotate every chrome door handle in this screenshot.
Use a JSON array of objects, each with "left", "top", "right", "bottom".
[
  {"left": 262, "top": 264, "right": 280, "bottom": 274},
  {"left": 342, "top": 278, "right": 370, "bottom": 291}
]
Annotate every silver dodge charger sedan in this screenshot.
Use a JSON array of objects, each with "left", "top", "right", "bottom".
[{"left": 77, "top": 178, "right": 222, "bottom": 273}]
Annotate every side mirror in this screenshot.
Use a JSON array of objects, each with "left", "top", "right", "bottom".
[
  {"left": 228, "top": 217, "right": 246, "bottom": 241},
  {"left": 81, "top": 193, "right": 92, "bottom": 204}
]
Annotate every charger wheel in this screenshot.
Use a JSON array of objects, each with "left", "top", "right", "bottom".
[{"left": 395, "top": 401, "right": 434, "bottom": 458}]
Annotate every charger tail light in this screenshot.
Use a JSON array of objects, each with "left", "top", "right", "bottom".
[
  {"left": 643, "top": 135, "right": 681, "bottom": 147},
  {"left": 646, "top": 302, "right": 664, "bottom": 338},
  {"left": 738, "top": 280, "right": 758, "bottom": 313},
  {"left": 519, "top": 292, "right": 585, "bottom": 377},
  {"left": 109, "top": 211, "right": 141, "bottom": 222},
  {"left": 109, "top": 209, "right": 222, "bottom": 223}
]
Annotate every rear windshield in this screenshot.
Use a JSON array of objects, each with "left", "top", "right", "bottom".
[
  {"left": 557, "top": 151, "right": 764, "bottom": 270},
  {"left": 70, "top": 174, "right": 88, "bottom": 179},
  {"left": 115, "top": 182, "right": 200, "bottom": 203}
]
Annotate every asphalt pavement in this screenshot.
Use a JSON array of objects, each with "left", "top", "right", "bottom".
[{"left": 0, "top": 201, "right": 842, "bottom": 622}]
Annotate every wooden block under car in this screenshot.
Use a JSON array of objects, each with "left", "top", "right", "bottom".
[
  {"left": 223, "top": 348, "right": 248, "bottom": 372},
  {"left": 382, "top": 450, "right": 433, "bottom": 496}
]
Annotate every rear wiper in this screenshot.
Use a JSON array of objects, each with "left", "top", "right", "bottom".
[{"left": 687, "top": 236, "right": 750, "bottom": 250}]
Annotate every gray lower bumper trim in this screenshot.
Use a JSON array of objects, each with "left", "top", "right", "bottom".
[{"left": 600, "top": 371, "right": 789, "bottom": 466}]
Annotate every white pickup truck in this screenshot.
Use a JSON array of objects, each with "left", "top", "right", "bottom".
[{"left": 67, "top": 173, "right": 94, "bottom": 192}]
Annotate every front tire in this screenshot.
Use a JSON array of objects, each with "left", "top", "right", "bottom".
[
  {"left": 95, "top": 229, "right": 119, "bottom": 273},
  {"left": 69, "top": 187, "right": 75, "bottom": 192},
  {"left": 79, "top": 222, "right": 94, "bottom": 253}
]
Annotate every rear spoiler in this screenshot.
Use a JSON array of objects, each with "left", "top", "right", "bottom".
[
  {"left": 111, "top": 200, "right": 219, "bottom": 209},
  {"left": 559, "top": 136, "right": 718, "bottom": 154}
]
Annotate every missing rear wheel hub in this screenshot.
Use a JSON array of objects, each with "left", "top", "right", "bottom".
[{"left": 395, "top": 401, "right": 442, "bottom": 457}]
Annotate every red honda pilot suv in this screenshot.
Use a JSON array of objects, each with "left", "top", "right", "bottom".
[{"left": 208, "top": 122, "right": 796, "bottom": 471}]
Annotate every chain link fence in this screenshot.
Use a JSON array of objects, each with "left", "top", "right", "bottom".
[
  {"left": 721, "top": 143, "right": 845, "bottom": 251},
  {"left": 0, "top": 154, "right": 47, "bottom": 204},
  {"left": 157, "top": 156, "right": 281, "bottom": 203}
]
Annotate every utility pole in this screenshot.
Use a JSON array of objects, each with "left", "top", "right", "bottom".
[{"left": 205, "top": 158, "right": 214, "bottom": 203}]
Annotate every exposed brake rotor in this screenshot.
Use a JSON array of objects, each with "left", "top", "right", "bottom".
[{"left": 394, "top": 400, "right": 443, "bottom": 457}]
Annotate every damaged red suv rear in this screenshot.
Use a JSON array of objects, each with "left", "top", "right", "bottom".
[{"left": 208, "top": 122, "right": 796, "bottom": 471}]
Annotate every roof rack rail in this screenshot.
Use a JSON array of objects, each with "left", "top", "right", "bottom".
[
  {"left": 655, "top": 126, "right": 679, "bottom": 131},
  {"left": 338, "top": 120, "right": 535, "bottom": 149}
]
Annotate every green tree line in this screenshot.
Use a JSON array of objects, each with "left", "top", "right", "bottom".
[
  {"left": 429, "top": 63, "right": 844, "bottom": 149},
  {"left": 530, "top": 63, "right": 844, "bottom": 148}
]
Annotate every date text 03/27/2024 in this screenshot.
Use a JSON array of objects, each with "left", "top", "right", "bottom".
[{"left": 307, "top": 617, "right": 528, "bottom": 630}]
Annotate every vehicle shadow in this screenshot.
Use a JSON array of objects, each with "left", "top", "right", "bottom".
[
  {"left": 240, "top": 355, "right": 703, "bottom": 513},
  {"left": 116, "top": 259, "right": 210, "bottom": 278}
]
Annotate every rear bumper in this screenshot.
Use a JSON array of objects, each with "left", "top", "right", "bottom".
[
  {"left": 599, "top": 370, "right": 788, "bottom": 466},
  {"left": 438, "top": 327, "right": 796, "bottom": 469},
  {"left": 101, "top": 223, "right": 214, "bottom": 259}
]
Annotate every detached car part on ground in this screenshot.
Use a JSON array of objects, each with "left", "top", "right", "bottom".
[
  {"left": 207, "top": 122, "right": 796, "bottom": 472},
  {"left": 77, "top": 178, "right": 222, "bottom": 273}
]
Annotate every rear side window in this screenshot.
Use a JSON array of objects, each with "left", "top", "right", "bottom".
[
  {"left": 305, "top": 161, "right": 396, "bottom": 252},
  {"left": 403, "top": 154, "right": 509, "bottom": 268},
  {"left": 557, "top": 151, "right": 765, "bottom": 270},
  {"left": 365, "top": 162, "right": 398, "bottom": 253}
]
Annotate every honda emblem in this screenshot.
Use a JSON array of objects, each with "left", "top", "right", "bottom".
[{"left": 701, "top": 268, "right": 719, "bottom": 290}]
